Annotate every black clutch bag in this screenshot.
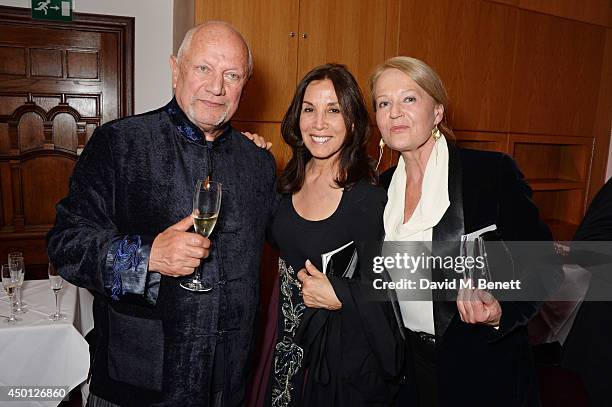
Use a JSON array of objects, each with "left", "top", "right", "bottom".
[{"left": 321, "top": 241, "right": 358, "bottom": 278}]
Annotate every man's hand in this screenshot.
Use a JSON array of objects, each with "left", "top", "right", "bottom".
[
  {"left": 297, "top": 260, "right": 342, "bottom": 310},
  {"left": 242, "top": 131, "right": 272, "bottom": 150},
  {"left": 149, "top": 215, "right": 211, "bottom": 277},
  {"left": 457, "top": 283, "right": 502, "bottom": 327}
]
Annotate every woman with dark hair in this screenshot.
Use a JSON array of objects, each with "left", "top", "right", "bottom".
[
  {"left": 260, "top": 64, "right": 403, "bottom": 407},
  {"left": 278, "top": 65, "right": 376, "bottom": 193}
]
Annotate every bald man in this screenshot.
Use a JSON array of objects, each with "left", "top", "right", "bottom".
[{"left": 47, "top": 22, "right": 276, "bottom": 406}]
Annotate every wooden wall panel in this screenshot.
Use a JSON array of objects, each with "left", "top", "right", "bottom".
[
  {"left": 65, "top": 96, "right": 99, "bottom": 118},
  {"left": 0, "top": 123, "right": 8, "bottom": 153},
  {"left": 31, "top": 95, "right": 61, "bottom": 112},
  {"left": 0, "top": 164, "right": 11, "bottom": 227},
  {"left": 397, "top": 0, "right": 517, "bottom": 132},
  {"left": 383, "top": 0, "right": 400, "bottom": 60},
  {"left": 510, "top": 10, "right": 606, "bottom": 137},
  {"left": 297, "top": 0, "right": 387, "bottom": 107},
  {"left": 196, "top": 0, "right": 299, "bottom": 122},
  {"left": 66, "top": 50, "right": 99, "bottom": 79},
  {"left": 21, "top": 156, "right": 73, "bottom": 226},
  {"left": 100, "top": 32, "right": 120, "bottom": 123},
  {"left": 518, "top": 0, "right": 611, "bottom": 27},
  {"left": 52, "top": 113, "right": 78, "bottom": 152},
  {"left": 0, "top": 25, "right": 101, "bottom": 50},
  {"left": 30, "top": 48, "right": 63, "bottom": 78},
  {"left": 0, "top": 95, "right": 27, "bottom": 115},
  {"left": 17, "top": 112, "right": 44, "bottom": 151},
  {"left": 0, "top": 46, "right": 26, "bottom": 76}
]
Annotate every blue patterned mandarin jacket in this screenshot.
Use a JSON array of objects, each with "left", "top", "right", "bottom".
[{"left": 47, "top": 98, "right": 277, "bottom": 406}]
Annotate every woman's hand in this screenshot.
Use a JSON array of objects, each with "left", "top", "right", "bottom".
[
  {"left": 297, "top": 260, "right": 342, "bottom": 310},
  {"left": 241, "top": 131, "right": 273, "bottom": 150},
  {"left": 457, "top": 282, "right": 502, "bottom": 327}
]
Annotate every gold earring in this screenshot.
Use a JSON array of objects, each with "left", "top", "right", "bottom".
[
  {"left": 376, "top": 138, "right": 385, "bottom": 170},
  {"left": 432, "top": 125, "right": 441, "bottom": 141}
]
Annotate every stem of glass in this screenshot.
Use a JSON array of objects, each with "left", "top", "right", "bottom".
[
  {"left": 54, "top": 291, "right": 60, "bottom": 319},
  {"left": 8, "top": 294, "right": 16, "bottom": 323},
  {"left": 15, "top": 287, "right": 21, "bottom": 310},
  {"left": 193, "top": 265, "right": 202, "bottom": 284}
]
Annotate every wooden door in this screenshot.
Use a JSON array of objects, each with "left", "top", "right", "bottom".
[{"left": 0, "top": 6, "right": 133, "bottom": 278}]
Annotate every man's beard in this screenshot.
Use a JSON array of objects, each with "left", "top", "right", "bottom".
[
  {"left": 213, "top": 109, "right": 228, "bottom": 126},
  {"left": 188, "top": 102, "right": 230, "bottom": 129}
]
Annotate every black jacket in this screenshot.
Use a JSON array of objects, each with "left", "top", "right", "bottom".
[
  {"left": 47, "top": 100, "right": 277, "bottom": 406},
  {"left": 380, "top": 144, "right": 551, "bottom": 407}
]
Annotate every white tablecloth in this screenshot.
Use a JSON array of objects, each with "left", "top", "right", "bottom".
[{"left": 0, "top": 280, "right": 94, "bottom": 407}]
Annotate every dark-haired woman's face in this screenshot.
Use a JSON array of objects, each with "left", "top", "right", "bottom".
[{"left": 299, "top": 79, "right": 347, "bottom": 161}]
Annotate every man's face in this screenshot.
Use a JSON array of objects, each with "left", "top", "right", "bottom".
[{"left": 171, "top": 27, "right": 248, "bottom": 135}]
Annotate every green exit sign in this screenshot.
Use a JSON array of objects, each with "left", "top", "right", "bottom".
[{"left": 32, "top": 0, "right": 72, "bottom": 21}]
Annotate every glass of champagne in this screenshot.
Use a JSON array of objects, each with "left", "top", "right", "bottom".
[
  {"left": 8, "top": 254, "right": 26, "bottom": 314},
  {"left": 1, "top": 264, "right": 20, "bottom": 324},
  {"left": 180, "top": 178, "right": 222, "bottom": 292},
  {"left": 48, "top": 263, "right": 67, "bottom": 320}
]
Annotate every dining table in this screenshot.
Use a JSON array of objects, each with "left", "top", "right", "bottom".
[{"left": 0, "top": 279, "right": 94, "bottom": 407}]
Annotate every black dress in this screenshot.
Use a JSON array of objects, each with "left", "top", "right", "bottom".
[{"left": 265, "top": 180, "right": 403, "bottom": 407}]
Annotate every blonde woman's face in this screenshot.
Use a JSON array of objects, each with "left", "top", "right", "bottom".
[{"left": 374, "top": 68, "right": 443, "bottom": 153}]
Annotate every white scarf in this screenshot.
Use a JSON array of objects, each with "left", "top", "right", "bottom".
[
  {"left": 384, "top": 135, "right": 450, "bottom": 242},
  {"left": 383, "top": 134, "right": 451, "bottom": 334}
]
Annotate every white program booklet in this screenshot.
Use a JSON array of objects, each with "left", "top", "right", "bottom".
[{"left": 461, "top": 224, "right": 497, "bottom": 242}]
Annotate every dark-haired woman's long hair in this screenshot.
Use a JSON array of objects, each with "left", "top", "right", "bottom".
[{"left": 278, "top": 63, "right": 376, "bottom": 194}]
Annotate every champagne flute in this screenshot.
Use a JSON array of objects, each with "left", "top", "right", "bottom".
[
  {"left": 48, "top": 263, "right": 67, "bottom": 320},
  {"left": 8, "top": 254, "right": 26, "bottom": 314},
  {"left": 1, "top": 264, "right": 20, "bottom": 324},
  {"left": 180, "top": 178, "right": 222, "bottom": 292}
]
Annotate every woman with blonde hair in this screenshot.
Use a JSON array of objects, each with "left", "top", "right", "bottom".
[{"left": 371, "top": 56, "right": 550, "bottom": 407}]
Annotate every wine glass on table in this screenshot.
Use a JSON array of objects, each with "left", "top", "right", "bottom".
[
  {"left": 48, "top": 263, "right": 67, "bottom": 320},
  {"left": 8, "top": 253, "right": 27, "bottom": 314},
  {"left": 180, "top": 178, "right": 222, "bottom": 292},
  {"left": 1, "top": 264, "right": 20, "bottom": 324}
]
